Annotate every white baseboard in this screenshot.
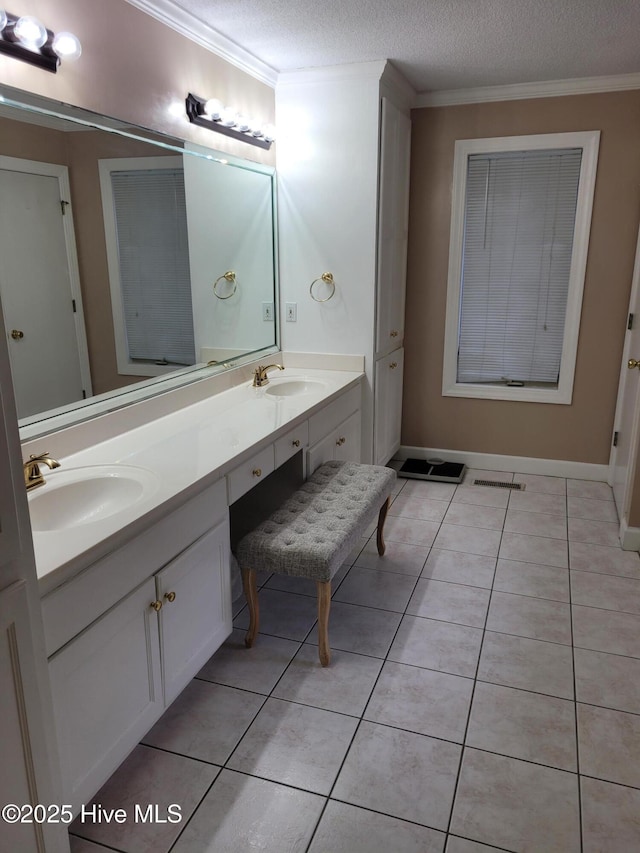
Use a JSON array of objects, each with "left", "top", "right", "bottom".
[
  {"left": 397, "top": 445, "right": 609, "bottom": 482},
  {"left": 619, "top": 518, "right": 640, "bottom": 551}
]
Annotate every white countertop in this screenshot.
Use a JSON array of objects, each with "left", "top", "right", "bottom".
[{"left": 33, "top": 368, "right": 363, "bottom": 594}]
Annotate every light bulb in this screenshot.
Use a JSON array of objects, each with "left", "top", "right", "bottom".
[
  {"left": 15, "top": 16, "right": 48, "bottom": 48},
  {"left": 263, "top": 124, "right": 276, "bottom": 143},
  {"left": 0, "top": 10, "right": 7, "bottom": 32},
  {"left": 251, "top": 123, "right": 264, "bottom": 138},
  {"left": 203, "top": 98, "right": 223, "bottom": 120},
  {"left": 235, "top": 114, "right": 250, "bottom": 132},
  {"left": 52, "top": 31, "right": 82, "bottom": 61},
  {"left": 220, "top": 107, "right": 237, "bottom": 127}
]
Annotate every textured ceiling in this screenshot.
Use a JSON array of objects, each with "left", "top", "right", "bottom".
[{"left": 158, "top": 0, "right": 640, "bottom": 93}]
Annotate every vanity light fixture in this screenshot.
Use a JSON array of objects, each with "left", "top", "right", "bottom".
[
  {"left": 0, "top": 9, "right": 81, "bottom": 72},
  {"left": 185, "top": 92, "right": 275, "bottom": 150}
]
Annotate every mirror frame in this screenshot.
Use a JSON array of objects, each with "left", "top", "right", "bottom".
[{"left": 0, "top": 88, "right": 280, "bottom": 441}]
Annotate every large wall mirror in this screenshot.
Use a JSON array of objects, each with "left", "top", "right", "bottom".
[{"left": 0, "top": 89, "right": 279, "bottom": 439}]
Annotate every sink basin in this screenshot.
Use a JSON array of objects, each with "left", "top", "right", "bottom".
[
  {"left": 264, "top": 379, "right": 326, "bottom": 397},
  {"left": 28, "top": 465, "right": 160, "bottom": 532}
]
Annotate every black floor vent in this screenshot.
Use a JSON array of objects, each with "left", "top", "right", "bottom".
[{"left": 474, "top": 479, "right": 525, "bottom": 491}]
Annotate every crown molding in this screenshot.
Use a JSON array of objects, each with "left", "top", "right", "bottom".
[
  {"left": 277, "top": 60, "right": 388, "bottom": 88},
  {"left": 415, "top": 71, "right": 640, "bottom": 107},
  {"left": 380, "top": 61, "right": 416, "bottom": 112},
  {"left": 124, "top": 0, "right": 278, "bottom": 87}
]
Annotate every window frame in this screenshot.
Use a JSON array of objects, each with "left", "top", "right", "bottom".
[{"left": 442, "top": 130, "right": 600, "bottom": 404}]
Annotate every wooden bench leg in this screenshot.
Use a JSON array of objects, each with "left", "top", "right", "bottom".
[
  {"left": 376, "top": 496, "right": 391, "bottom": 556},
  {"left": 241, "top": 568, "right": 259, "bottom": 648},
  {"left": 317, "top": 580, "right": 331, "bottom": 667}
]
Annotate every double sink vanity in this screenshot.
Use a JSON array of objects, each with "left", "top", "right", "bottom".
[{"left": 28, "top": 364, "right": 364, "bottom": 814}]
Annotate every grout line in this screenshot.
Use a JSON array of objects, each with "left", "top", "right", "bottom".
[{"left": 567, "top": 484, "right": 585, "bottom": 853}]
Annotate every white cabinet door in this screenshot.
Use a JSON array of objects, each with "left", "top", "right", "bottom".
[
  {"left": 49, "top": 578, "right": 163, "bottom": 814},
  {"left": 374, "top": 348, "right": 405, "bottom": 465},
  {"left": 308, "top": 410, "right": 362, "bottom": 473},
  {"left": 376, "top": 98, "right": 411, "bottom": 357},
  {"left": 156, "top": 519, "right": 231, "bottom": 705}
]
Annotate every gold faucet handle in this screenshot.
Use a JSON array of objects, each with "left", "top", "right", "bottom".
[{"left": 29, "top": 452, "right": 61, "bottom": 469}]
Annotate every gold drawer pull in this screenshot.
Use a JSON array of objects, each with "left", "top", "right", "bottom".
[
  {"left": 390, "top": 362, "right": 398, "bottom": 369},
  {"left": 253, "top": 468, "right": 262, "bottom": 477},
  {"left": 164, "top": 591, "right": 176, "bottom": 603},
  {"left": 292, "top": 439, "right": 301, "bottom": 447},
  {"left": 390, "top": 329, "right": 399, "bottom": 337},
  {"left": 336, "top": 437, "right": 346, "bottom": 446},
  {"left": 150, "top": 600, "right": 163, "bottom": 612}
]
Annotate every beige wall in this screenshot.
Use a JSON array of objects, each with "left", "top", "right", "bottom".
[
  {"left": 0, "top": 0, "right": 275, "bottom": 166},
  {"left": 404, "top": 90, "right": 640, "bottom": 464}
]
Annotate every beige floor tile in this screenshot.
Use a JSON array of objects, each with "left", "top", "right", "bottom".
[
  {"left": 571, "top": 570, "right": 640, "bottom": 614},
  {"left": 508, "top": 490, "right": 567, "bottom": 515},
  {"left": 443, "top": 503, "right": 506, "bottom": 530},
  {"left": 400, "top": 479, "right": 458, "bottom": 500},
  {"left": 504, "top": 508, "right": 567, "bottom": 539},
  {"left": 272, "top": 645, "right": 383, "bottom": 716},
  {"left": 566, "top": 479, "right": 614, "bottom": 501},
  {"left": 355, "top": 538, "right": 429, "bottom": 576},
  {"left": 499, "top": 531, "right": 568, "bottom": 568},
  {"left": 333, "top": 721, "right": 461, "bottom": 829},
  {"left": 365, "top": 661, "right": 473, "bottom": 742},
  {"left": 421, "top": 549, "right": 496, "bottom": 589},
  {"left": 389, "top": 615, "right": 483, "bottom": 677},
  {"left": 406, "top": 578, "right": 490, "bottom": 628},
  {"left": 305, "top": 600, "right": 402, "bottom": 659},
  {"left": 452, "top": 484, "right": 509, "bottom": 509},
  {"left": 572, "top": 605, "right": 640, "bottom": 658},
  {"left": 308, "top": 801, "right": 446, "bottom": 853},
  {"left": 568, "top": 517, "right": 620, "bottom": 547},
  {"left": 383, "top": 515, "right": 440, "bottom": 547},
  {"left": 333, "top": 566, "right": 417, "bottom": 612},
  {"left": 433, "top": 523, "right": 502, "bottom": 558},
  {"left": 493, "top": 559, "right": 570, "bottom": 602},
  {"left": 466, "top": 682, "right": 577, "bottom": 770},
  {"left": 477, "top": 631, "right": 574, "bottom": 699},
  {"left": 569, "top": 541, "right": 640, "bottom": 578},
  {"left": 233, "top": 588, "right": 318, "bottom": 641},
  {"left": 450, "top": 748, "right": 580, "bottom": 852},
  {"left": 574, "top": 648, "right": 640, "bottom": 714},
  {"left": 445, "top": 838, "right": 505, "bottom": 853},
  {"left": 578, "top": 703, "right": 640, "bottom": 789},
  {"left": 486, "top": 591, "right": 572, "bottom": 644},
  {"left": 172, "top": 770, "right": 324, "bottom": 853},
  {"left": 581, "top": 777, "right": 640, "bottom": 853},
  {"left": 568, "top": 496, "right": 618, "bottom": 522},
  {"left": 512, "top": 473, "right": 566, "bottom": 495},
  {"left": 389, "top": 494, "right": 449, "bottom": 521}
]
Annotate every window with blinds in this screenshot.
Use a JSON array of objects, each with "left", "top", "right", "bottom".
[
  {"left": 110, "top": 167, "right": 196, "bottom": 367},
  {"left": 443, "top": 131, "right": 600, "bottom": 405},
  {"left": 458, "top": 149, "right": 581, "bottom": 385}
]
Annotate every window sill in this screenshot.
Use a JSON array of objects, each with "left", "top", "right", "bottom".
[{"left": 442, "top": 381, "right": 572, "bottom": 405}]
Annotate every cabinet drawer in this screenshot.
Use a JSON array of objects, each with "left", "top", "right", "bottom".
[
  {"left": 41, "top": 478, "right": 227, "bottom": 657},
  {"left": 308, "top": 385, "right": 361, "bottom": 446},
  {"left": 274, "top": 421, "right": 309, "bottom": 468},
  {"left": 227, "top": 445, "right": 275, "bottom": 504}
]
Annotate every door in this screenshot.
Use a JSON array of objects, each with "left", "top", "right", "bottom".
[
  {"left": 611, "top": 225, "right": 640, "bottom": 525},
  {"left": 0, "top": 159, "right": 91, "bottom": 419}
]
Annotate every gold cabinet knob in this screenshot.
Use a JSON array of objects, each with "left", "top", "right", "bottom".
[
  {"left": 390, "top": 362, "right": 398, "bottom": 369},
  {"left": 150, "top": 600, "right": 163, "bottom": 612},
  {"left": 252, "top": 468, "right": 262, "bottom": 477},
  {"left": 292, "top": 439, "right": 301, "bottom": 447},
  {"left": 629, "top": 359, "right": 640, "bottom": 370},
  {"left": 164, "top": 591, "right": 176, "bottom": 603},
  {"left": 390, "top": 330, "right": 399, "bottom": 337},
  {"left": 336, "top": 437, "right": 346, "bottom": 446},
  {"left": 10, "top": 329, "right": 24, "bottom": 340}
]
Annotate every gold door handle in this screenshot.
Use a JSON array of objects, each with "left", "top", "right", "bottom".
[
  {"left": 252, "top": 468, "right": 262, "bottom": 477},
  {"left": 292, "top": 439, "right": 301, "bottom": 447},
  {"left": 390, "top": 362, "right": 398, "bottom": 369},
  {"left": 390, "top": 330, "right": 399, "bottom": 337},
  {"left": 150, "top": 600, "right": 163, "bottom": 612},
  {"left": 336, "top": 437, "right": 346, "bottom": 446},
  {"left": 10, "top": 329, "right": 24, "bottom": 340},
  {"left": 629, "top": 359, "right": 640, "bottom": 369},
  {"left": 164, "top": 591, "right": 176, "bottom": 603}
]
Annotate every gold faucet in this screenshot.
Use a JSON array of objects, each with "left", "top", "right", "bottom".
[
  {"left": 23, "top": 452, "right": 60, "bottom": 491},
  {"left": 252, "top": 363, "right": 284, "bottom": 387}
]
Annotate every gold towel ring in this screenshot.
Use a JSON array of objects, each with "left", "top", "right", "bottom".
[
  {"left": 213, "top": 271, "right": 237, "bottom": 299},
  {"left": 310, "top": 272, "right": 336, "bottom": 302}
]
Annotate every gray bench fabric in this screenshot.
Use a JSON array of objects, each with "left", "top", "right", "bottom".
[{"left": 236, "top": 460, "right": 397, "bottom": 583}]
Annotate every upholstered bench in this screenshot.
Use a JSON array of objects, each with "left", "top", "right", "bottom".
[{"left": 236, "top": 460, "right": 397, "bottom": 666}]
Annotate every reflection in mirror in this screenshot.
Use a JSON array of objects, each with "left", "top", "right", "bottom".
[{"left": 0, "top": 92, "right": 278, "bottom": 436}]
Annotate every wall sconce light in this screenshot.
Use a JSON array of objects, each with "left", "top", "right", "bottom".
[
  {"left": 186, "top": 93, "right": 275, "bottom": 150},
  {"left": 0, "top": 10, "right": 81, "bottom": 72}
]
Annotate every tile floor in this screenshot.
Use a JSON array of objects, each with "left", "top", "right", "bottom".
[{"left": 68, "top": 468, "right": 640, "bottom": 853}]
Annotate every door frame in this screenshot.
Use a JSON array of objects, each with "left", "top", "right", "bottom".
[
  {"left": 609, "top": 223, "right": 640, "bottom": 538},
  {"left": 0, "top": 156, "right": 93, "bottom": 403}
]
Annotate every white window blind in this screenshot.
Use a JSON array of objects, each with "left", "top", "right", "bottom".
[
  {"left": 110, "top": 168, "right": 196, "bottom": 366},
  {"left": 458, "top": 148, "right": 582, "bottom": 385}
]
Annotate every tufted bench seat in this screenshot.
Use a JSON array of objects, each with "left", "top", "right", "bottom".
[{"left": 236, "top": 460, "right": 397, "bottom": 666}]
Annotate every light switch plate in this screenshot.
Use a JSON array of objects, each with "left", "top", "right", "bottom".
[{"left": 286, "top": 302, "right": 297, "bottom": 322}]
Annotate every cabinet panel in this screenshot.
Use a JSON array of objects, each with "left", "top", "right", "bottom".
[
  {"left": 376, "top": 97, "right": 412, "bottom": 357},
  {"left": 308, "top": 385, "right": 361, "bottom": 446},
  {"left": 308, "top": 410, "right": 362, "bottom": 473},
  {"left": 49, "top": 578, "right": 162, "bottom": 813},
  {"left": 156, "top": 520, "right": 231, "bottom": 705},
  {"left": 274, "top": 420, "right": 309, "bottom": 468},
  {"left": 374, "top": 347, "right": 404, "bottom": 465},
  {"left": 227, "top": 445, "right": 275, "bottom": 504}
]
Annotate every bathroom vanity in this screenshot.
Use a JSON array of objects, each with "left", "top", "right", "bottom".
[{"left": 34, "top": 367, "right": 363, "bottom": 813}]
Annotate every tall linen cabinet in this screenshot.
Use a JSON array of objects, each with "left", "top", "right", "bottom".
[{"left": 276, "top": 61, "right": 413, "bottom": 464}]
